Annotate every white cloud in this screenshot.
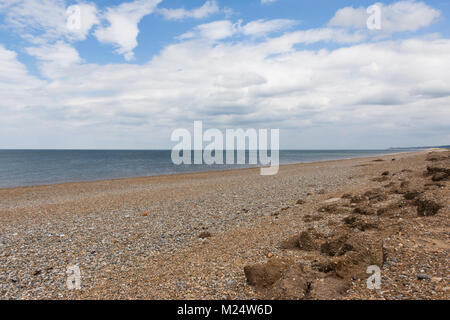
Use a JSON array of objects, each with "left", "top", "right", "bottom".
[
  {"left": 241, "top": 19, "right": 298, "bottom": 37},
  {"left": 26, "top": 41, "right": 82, "bottom": 78},
  {"left": 94, "top": 0, "right": 161, "bottom": 60},
  {"left": 179, "top": 19, "right": 300, "bottom": 40},
  {"left": 158, "top": 0, "right": 219, "bottom": 20},
  {"left": 329, "top": 1, "right": 441, "bottom": 33},
  {"left": 178, "top": 20, "right": 237, "bottom": 40},
  {"left": 0, "top": 44, "right": 45, "bottom": 110},
  {"left": 0, "top": 1, "right": 449, "bottom": 148},
  {"left": 2, "top": 33, "right": 450, "bottom": 148},
  {"left": 0, "top": 0, "right": 99, "bottom": 43},
  {"left": 261, "top": 0, "right": 278, "bottom": 4}
]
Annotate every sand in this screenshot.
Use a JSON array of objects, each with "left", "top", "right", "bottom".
[{"left": 0, "top": 150, "right": 448, "bottom": 299}]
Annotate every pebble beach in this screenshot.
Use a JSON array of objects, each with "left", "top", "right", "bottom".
[{"left": 0, "top": 150, "right": 448, "bottom": 300}]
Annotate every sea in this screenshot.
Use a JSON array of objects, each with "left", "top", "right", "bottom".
[{"left": 0, "top": 149, "right": 411, "bottom": 188}]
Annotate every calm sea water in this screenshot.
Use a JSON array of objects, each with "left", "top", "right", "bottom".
[{"left": 0, "top": 149, "right": 408, "bottom": 188}]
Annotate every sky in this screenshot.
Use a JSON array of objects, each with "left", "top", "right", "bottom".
[{"left": 0, "top": 0, "right": 449, "bottom": 149}]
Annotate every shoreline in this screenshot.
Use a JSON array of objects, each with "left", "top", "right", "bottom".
[{"left": 0, "top": 150, "right": 417, "bottom": 191}]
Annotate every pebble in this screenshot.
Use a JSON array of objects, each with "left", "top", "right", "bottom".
[{"left": 417, "top": 274, "right": 430, "bottom": 281}]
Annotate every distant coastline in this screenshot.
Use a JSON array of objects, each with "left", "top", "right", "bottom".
[{"left": 0, "top": 149, "right": 414, "bottom": 189}]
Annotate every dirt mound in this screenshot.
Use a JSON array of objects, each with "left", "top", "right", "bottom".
[
  {"left": 350, "top": 195, "right": 365, "bottom": 203},
  {"left": 318, "top": 204, "right": 349, "bottom": 215},
  {"left": 371, "top": 176, "right": 390, "bottom": 182},
  {"left": 426, "top": 151, "right": 450, "bottom": 162},
  {"left": 198, "top": 231, "right": 212, "bottom": 239},
  {"left": 403, "top": 190, "right": 421, "bottom": 200},
  {"left": 245, "top": 256, "right": 358, "bottom": 300},
  {"left": 426, "top": 166, "right": 450, "bottom": 176},
  {"left": 320, "top": 234, "right": 352, "bottom": 257},
  {"left": 280, "top": 229, "right": 321, "bottom": 251},
  {"left": 302, "top": 214, "right": 323, "bottom": 222},
  {"left": 376, "top": 199, "right": 411, "bottom": 216},
  {"left": 353, "top": 206, "right": 376, "bottom": 215},
  {"left": 415, "top": 196, "right": 443, "bottom": 217},
  {"left": 432, "top": 172, "right": 449, "bottom": 181},
  {"left": 243, "top": 257, "right": 292, "bottom": 289},
  {"left": 343, "top": 215, "right": 377, "bottom": 231},
  {"left": 364, "top": 188, "right": 388, "bottom": 202},
  {"left": 268, "top": 264, "right": 310, "bottom": 300},
  {"left": 400, "top": 181, "right": 410, "bottom": 188}
]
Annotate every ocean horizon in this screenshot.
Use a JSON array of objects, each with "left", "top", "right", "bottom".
[{"left": 0, "top": 149, "right": 411, "bottom": 188}]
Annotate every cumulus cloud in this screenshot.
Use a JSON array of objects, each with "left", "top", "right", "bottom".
[
  {"left": 328, "top": 1, "right": 441, "bottom": 34},
  {"left": 0, "top": 1, "right": 449, "bottom": 148},
  {"left": 94, "top": 0, "right": 161, "bottom": 61},
  {"left": 158, "top": 0, "right": 219, "bottom": 20},
  {"left": 2, "top": 33, "right": 450, "bottom": 148}
]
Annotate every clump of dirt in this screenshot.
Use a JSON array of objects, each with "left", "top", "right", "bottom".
[
  {"left": 364, "top": 189, "right": 388, "bottom": 202},
  {"left": 272, "top": 206, "right": 290, "bottom": 216},
  {"left": 302, "top": 214, "right": 323, "bottom": 222},
  {"left": 353, "top": 206, "right": 376, "bottom": 215},
  {"left": 400, "top": 181, "right": 410, "bottom": 188},
  {"left": 424, "top": 182, "right": 446, "bottom": 189},
  {"left": 376, "top": 200, "right": 410, "bottom": 216},
  {"left": 426, "top": 166, "right": 450, "bottom": 176},
  {"left": 343, "top": 215, "right": 378, "bottom": 231},
  {"left": 432, "top": 172, "right": 449, "bottom": 182},
  {"left": 372, "top": 176, "right": 390, "bottom": 182},
  {"left": 267, "top": 264, "right": 310, "bottom": 300},
  {"left": 383, "top": 182, "right": 396, "bottom": 189},
  {"left": 245, "top": 255, "right": 358, "bottom": 300},
  {"left": 280, "top": 235, "right": 301, "bottom": 250},
  {"left": 426, "top": 152, "right": 450, "bottom": 162},
  {"left": 280, "top": 229, "right": 321, "bottom": 251},
  {"left": 403, "top": 190, "right": 421, "bottom": 200},
  {"left": 312, "top": 257, "right": 337, "bottom": 273},
  {"left": 198, "top": 231, "right": 212, "bottom": 239},
  {"left": 415, "top": 196, "right": 443, "bottom": 217},
  {"left": 425, "top": 153, "right": 450, "bottom": 183},
  {"left": 320, "top": 234, "right": 351, "bottom": 257},
  {"left": 296, "top": 199, "right": 305, "bottom": 205},
  {"left": 316, "top": 232, "right": 385, "bottom": 279},
  {"left": 318, "top": 204, "right": 349, "bottom": 215},
  {"left": 381, "top": 171, "right": 390, "bottom": 176},
  {"left": 350, "top": 195, "right": 365, "bottom": 203},
  {"left": 243, "top": 257, "right": 292, "bottom": 289}
]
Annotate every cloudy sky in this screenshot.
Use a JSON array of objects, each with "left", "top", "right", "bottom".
[{"left": 0, "top": 0, "right": 449, "bottom": 149}]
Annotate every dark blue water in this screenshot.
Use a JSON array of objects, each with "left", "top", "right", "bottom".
[{"left": 0, "top": 149, "right": 408, "bottom": 188}]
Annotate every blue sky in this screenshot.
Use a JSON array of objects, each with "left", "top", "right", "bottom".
[{"left": 0, "top": 0, "right": 449, "bottom": 149}]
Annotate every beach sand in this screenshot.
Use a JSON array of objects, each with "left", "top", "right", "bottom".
[{"left": 0, "top": 150, "right": 448, "bottom": 299}]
